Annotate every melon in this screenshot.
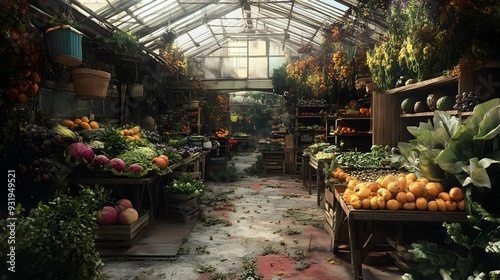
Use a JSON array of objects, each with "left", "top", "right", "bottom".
[
  {"left": 401, "top": 97, "right": 417, "bottom": 113},
  {"left": 436, "top": 96, "right": 455, "bottom": 111},
  {"left": 414, "top": 101, "right": 428, "bottom": 113}
]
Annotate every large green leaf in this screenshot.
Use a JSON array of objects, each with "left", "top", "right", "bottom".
[
  {"left": 464, "top": 99, "right": 500, "bottom": 136},
  {"left": 419, "top": 149, "right": 446, "bottom": 181},
  {"left": 461, "top": 157, "right": 499, "bottom": 188},
  {"left": 433, "top": 110, "right": 462, "bottom": 138},
  {"left": 474, "top": 105, "right": 500, "bottom": 141}
]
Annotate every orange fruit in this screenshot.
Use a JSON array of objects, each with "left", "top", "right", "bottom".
[
  {"left": 395, "top": 192, "right": 407, "bottom": 204},
  {"left": 74, "top": 118, "right": 83, "bottom": 124},
  {"left": 427, "top": 200, "right": 439, "bottom": 212},
  {"left": 403, "top": 202, "right": 416, "bottom": 210},
  {"left": 361, "top": 198, "right": 371, "bottom": 209},
  {"left": 445, "top": 200, "right": 458, "bottom": 211},
  {"left": 63, "top": 119, "right": 74, "bottom": 127},
  {"left": 435, "top": 198, "right": 447, "bottom": 212},
  {"left": 406, "top": 192, "right": 416, "bottom": 202},
  {"left": 81, "top": 116, "right": 89, "bottom": 123},
  {"left": 386, "top": 199, "right": 400, "bottom": 210},
  {"left": 438, "top": 192, "right": 451, "bottom": 201},
  {"left": 415, "top": 197, "right": 428, "bottom": 210},
  {"left": 425, "top": 182, "right": 443, "bottom": 198},
  {"left": 17, "top": 93, "right": 28, "bottom": 102},
  {"left": 30, "top": 71, "right": 41, "bottom": 84},
  {"left": 80, "top": 122, "right": 91, "bottom": 130},
  {"left": 417, "top": 177, "right": 429, "bottom": 186},
  {"left": 29, "top": 83, "right": 38, "bottom": 96},
  {"left": 449, "top": 187, "right": 464, "bottom": 201},
  {"left": 457, "top": 200, "right": 465, "bottom": 211},
  {"left": 409, "top": 182, "right": 427, "bottom": 198},
  {"left": 377, "top": 196, "right": 386, "bottom": 210},
  {"left": 370, "top": 196, "right": 379, "bottom": 210},
  {"left": 70, "top": 123, "right": 79, "bottom": 130},
  {"left": 89, "top": 121, "right": 99, "bottom": 129}
]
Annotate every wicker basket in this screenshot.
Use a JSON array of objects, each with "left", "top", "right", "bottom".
[
  {"left": 72, "top": 68, "right": 111, "bottom": 99},
  {"left": 45, "top": 25, "right": 83, "bottom": 67}
]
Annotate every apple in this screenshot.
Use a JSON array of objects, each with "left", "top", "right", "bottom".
[
  {"left": 117, "top": 208, "right": 139, "bottom": 225},
  {"left": 96, "top": 206, "right": 118, "bottom": 225},
  {"left": 114, "top": 198, "right": 133, "bottom": 213}
]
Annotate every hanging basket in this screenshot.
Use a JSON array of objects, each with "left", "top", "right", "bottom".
[
  {"left": 71, "top": 68, "right": 111, "bottom": 99},
  {"left": 45, "top": 25, "right": 83, "bottom": 67},
  {"left": 128, "top": 83, "right": 144, "bottom": 100}
]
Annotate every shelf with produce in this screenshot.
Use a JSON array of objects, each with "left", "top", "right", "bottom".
[
  {"left": 374, "top": 63, "right": 500, "bottom": 146},
  {"left": 334, "top": 117, "right": 372, "bottom": 151}
]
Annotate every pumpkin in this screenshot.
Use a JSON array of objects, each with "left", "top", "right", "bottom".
[
  {"left": 152, "top": 157, "right": 168, "bottom": 169},
  {"left": 158, "top": 155, "right": 170, "bottom": 165}
]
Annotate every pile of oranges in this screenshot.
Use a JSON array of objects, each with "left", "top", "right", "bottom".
[
  {"left": 215, "top": 128, "right": 229, "bottom": 138},
  {"left": 120, "top": 126, "right": 143, "bottom": 142},
  {"left": 332, "top": 167, "right": 465, "bottom": 212},
  {"left": 62, "top": 116, "right": 100, "bottom": 131}
]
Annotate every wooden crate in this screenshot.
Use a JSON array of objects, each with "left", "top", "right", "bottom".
[
  {"left": 96, "top": 211, "right": 150, "bottom": 248},
  {"left": 165, "top": 192, "right": 202, "bottom": 223}
]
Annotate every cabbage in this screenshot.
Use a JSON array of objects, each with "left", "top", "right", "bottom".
[
  {"left": 109, "top": 158, "right": 126, "bottom": 172},
  {"left": 93, "top": 155, "right": 110, "bottom": 169}
]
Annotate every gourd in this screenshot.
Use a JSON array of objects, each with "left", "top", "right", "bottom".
[
  {"left": 414, "top": 101, "right": 428, "bottom": 113},
  {"left": 401, "top": 97, "right": 417, "bottom": 113},
  {"left": 436, "top": 96, "right": 455, "bottom": 111}
]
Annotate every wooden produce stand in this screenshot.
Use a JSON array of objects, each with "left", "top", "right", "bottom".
[
  {"left": 308, "top": 154, "right": 330, "bottom": 205},
  {"left": 331, "top": 186, "right": 468, "bottom": 280},
  {"left": 73, "top": 173, "right": 160, "bottom": 224},
  {"left": 72, "top": 173, "right": 160, "bottom": 248}
]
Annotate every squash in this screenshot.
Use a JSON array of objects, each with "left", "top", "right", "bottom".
[
  {"left": 80, "top": 122, "right": 91, "bottom": 130},
  {"left": 89, "top": 121, "right": 99, "bottom": 129},
  {"left": 401, "top": 97, "right": 416, "bottom": 113}
]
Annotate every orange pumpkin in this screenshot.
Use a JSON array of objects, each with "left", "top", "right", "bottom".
[
  {"left": 158, "top": 155, "right": 169, "bottom": 164},
  {"left": 152, "top": 157, "right": 168, "bottom": 169}
]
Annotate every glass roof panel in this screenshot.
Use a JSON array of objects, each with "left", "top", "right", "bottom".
[{"left": 77, "top": 0, "right": 358, "bottom": 58}]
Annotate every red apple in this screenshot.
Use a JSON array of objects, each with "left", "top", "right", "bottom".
[
  {"left": 114, "top": 198, "right": 133, "bottom": 213},
  {"left": 96, "top": 206, "right": 118, "bottom": 225},
  {"left": 117, "top": 208, "right": 139, "bottom": 225}
]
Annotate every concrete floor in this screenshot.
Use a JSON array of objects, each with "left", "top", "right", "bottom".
[{"left": 100, "top": 152, "right": 405, "bottom": 280}]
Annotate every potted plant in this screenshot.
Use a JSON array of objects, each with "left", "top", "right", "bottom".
[{"left": 45, "top": 15, "right": 83, "bottom": 67}]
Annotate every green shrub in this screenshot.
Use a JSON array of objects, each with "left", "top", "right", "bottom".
[{"left": 0, "top": 185, "right": 107, "bottom": 280}]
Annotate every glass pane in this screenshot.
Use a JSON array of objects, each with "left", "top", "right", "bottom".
[
  {"left": 248, "top": 40, "right": 266, "bottom": 56},
  {"left": 248, "top": 57, "right": 268, "bottom": 78},
  {"left": 222, "top": 57, "right": 247, "bottom": 78},
  {"left": 269, "top": 56, "right": 287, "bottom": 77},
  {"left": 269, "top": 41, "right": 285, "bottom": 55}
]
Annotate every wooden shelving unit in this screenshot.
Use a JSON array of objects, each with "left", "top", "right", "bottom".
[{"left": 373, "top": 62, "right": 500, "bottom": 146}]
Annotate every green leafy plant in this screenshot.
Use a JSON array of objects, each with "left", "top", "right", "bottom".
[
  {"left": 103, "top": 30, "right": 144, "bottom": 55},
  {"left": 0, "top": 185, "right": 107, "bottom": 280},
  {"left": 395, "top": 99, "right": 500, "bottom": 279},
  {"left": 164, "top": 173, "right": 205, "bottom": 195},
  {"left": 405, "top": 196, "right": 500, "bottom": 280}
]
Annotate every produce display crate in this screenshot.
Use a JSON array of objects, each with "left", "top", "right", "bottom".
[
  {"left": 96, "top": 210, "right": 150, "bottom": 248},
  {"left": 165, "top": 193, "right": 202, "bottom": 224},
  {"left": 261, "top": 150, "right": 286, "bottom": 174}
]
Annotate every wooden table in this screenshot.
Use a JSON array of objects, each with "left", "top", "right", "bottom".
[
  {"left": 308, "top": 155, "right": 329, "bottom": 205},
  {"left": 332, "top": 186, "right": 468, "bottom": 279},
  {"left": 72, "top": 173, "right": 161, "bottom": 224}
]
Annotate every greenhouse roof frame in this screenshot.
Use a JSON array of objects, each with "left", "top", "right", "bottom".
[{"left": 32, "top": 0, "right": 387, "bottom": 60}]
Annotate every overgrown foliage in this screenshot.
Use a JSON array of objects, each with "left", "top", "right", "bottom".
[{"left": 0, "top": 185, "right": 108, "bottom": 279}]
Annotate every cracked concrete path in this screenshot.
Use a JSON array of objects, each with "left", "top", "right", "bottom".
[{"left": 100, "top": 152, "right": 403, "bottom": 280}]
